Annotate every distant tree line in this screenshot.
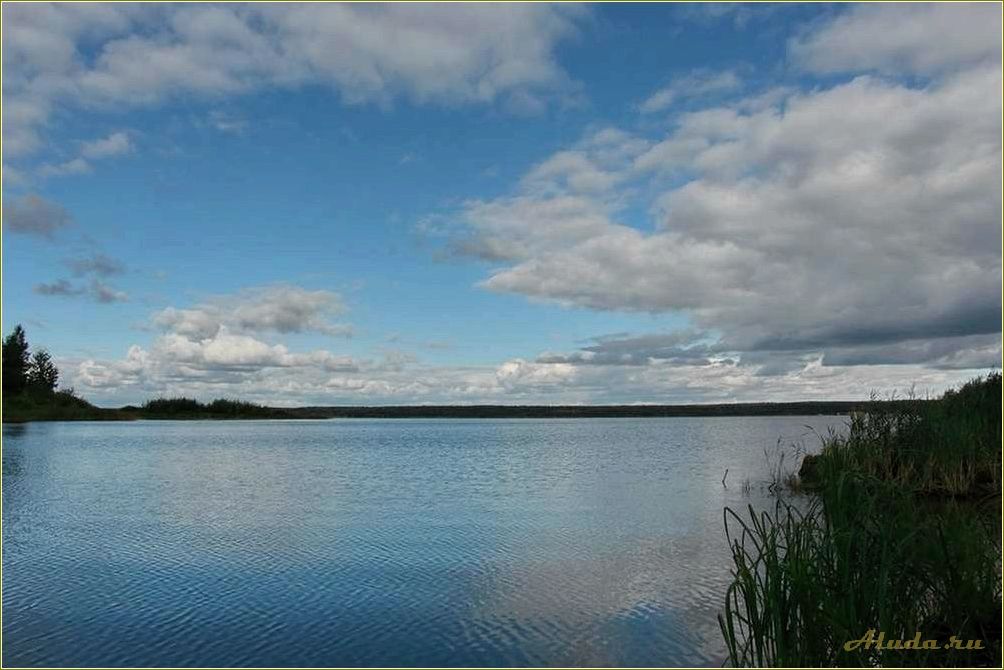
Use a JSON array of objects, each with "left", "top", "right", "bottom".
[
  {"left": 3, "top": 324, "right": 61, "bottom": 397},
  {"left": 138, "top": 397, "right": 288, "bottom": 418},
  {"left": 280, "top": 401, "right": 921, "bottom": 419}
]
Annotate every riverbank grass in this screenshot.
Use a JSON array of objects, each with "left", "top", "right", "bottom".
[{"left": 719, "top": 373, "right": 1002, "bottom": 667}]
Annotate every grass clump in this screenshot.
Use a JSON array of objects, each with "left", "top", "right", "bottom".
[{"left": 720, "top": 374, "right": 1002, "bottom": 667}]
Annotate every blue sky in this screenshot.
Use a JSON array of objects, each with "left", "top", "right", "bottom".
[{"left": 2, "top": 3, "right": 1001, "bottom": 406}]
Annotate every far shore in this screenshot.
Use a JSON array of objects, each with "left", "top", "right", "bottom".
[{"left": 3, "top": 398, "right": 924, "bottom": 423}]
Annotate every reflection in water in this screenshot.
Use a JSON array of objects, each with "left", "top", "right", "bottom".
[
  {"left": 3, "top": 422, "right": 28, "bottom": 438},
  {"left": 2, "top": 417, "right": 842, "bottom": 667}
]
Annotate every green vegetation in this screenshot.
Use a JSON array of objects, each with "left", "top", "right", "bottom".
[
  {"left": 799, "top": 375, "right": 1001, "bottom": 497},
  {"left": 1, "top": 387, "right": 126, "bottom": 421},
  {"left": 2, "top": 324, "right": 120, "bottom": 421},
  {"left": 719, "top": 374, "right": 1002, "bottom": 667},
  {"left": 140, "top": 397, "right": 289, "bottom": 419},
  {"left": 2, "top": 324, "right": 31, "bottom": 396}
]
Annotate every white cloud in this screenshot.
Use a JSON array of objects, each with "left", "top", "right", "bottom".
[
  {"left": 522, "top": 151, "right": 622, "bottom": 195},
  {"left": 680, "top": 3, "right": 787, "bottom": 30},
  {"left": 13, "top": 3, "right": 1003, "bottom": 405},
  {"left": 445, "top": 127, "right": 652, "bottom": 261},
  {"left": 32, "top": 131, "right": 133, "bottom": 182},
  {"left": 65, "top": 285, "right": 369, "bottom": 401},
  {"left": 444, "top": 56, "right": 1002, "bottom": 375},
  {"left": 639, "top": 69, "right": 741, "bottom": 114},
  {"left": 495, "top": 358, "right": 577, "bottom": 391},
  {"left": 153, "top": 284, "right": 353, "bottom": 339},
  {"left": 65, "top": 341, "right": 992, "bottom": 407},
  {"left": 790, "top": 3, "right": 1002, "bottom": 76},
  {"left": 37, "top": 157, "right": 92, "bottom": 178},
  {"left": 80, "top": 131, "right": 133, "bottom": 158},
  {"left": 453, "top": 195, "right": 618, "bottom": 262},
  {"left": 2, "top": 3, "right": 586, "bottom": 158},
  {"left": 61, "top": 285, "right": 995, "bottom": 406},
  {"left": 639, "top": 88, "right": 676, "bottom": 115}
]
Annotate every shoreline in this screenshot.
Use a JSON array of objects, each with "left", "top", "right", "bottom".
[{"left": 2, "top": 399, "right": 921, "bottom": 423}]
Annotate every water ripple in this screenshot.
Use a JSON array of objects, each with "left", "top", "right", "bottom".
[{"left": 3, "top": 417, "right": 845, "bottom": 667}]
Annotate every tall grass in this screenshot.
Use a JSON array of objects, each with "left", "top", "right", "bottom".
[
  {"left": 802, "top": 374, "right": 1001, "bottom": 497},
  {"left": 719, "top": 374, "right": 1002, "bottom": 667}
]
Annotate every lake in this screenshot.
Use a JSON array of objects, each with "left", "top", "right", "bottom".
[{"left": 2, "top": 417, "right": 844, "bottom": 667}]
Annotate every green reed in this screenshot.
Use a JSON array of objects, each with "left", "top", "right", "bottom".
[{"left": 719, "top": 374, "right": 1002, "bottom": 667}]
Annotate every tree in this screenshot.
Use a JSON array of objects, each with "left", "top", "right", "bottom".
[
  {"left": 28, "top": 348, "right": 59, "bottom": 394},
  {"left": 3, "top": 324, "right": 30, "bottom": 396}
]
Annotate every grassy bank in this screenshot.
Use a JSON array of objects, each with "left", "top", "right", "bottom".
[{"left": 719, "top": 374, "right": 1002, "bottom": 667}]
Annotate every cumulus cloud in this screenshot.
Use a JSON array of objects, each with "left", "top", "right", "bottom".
[
  {"left": 452, "top": 194, "right": 618, "bottom": 262},
  {"left": 66, "top": 342, "right": 995, "bottom": 407},
  {"left": 153, "top": 284, "right": 352, "bottom": 340},
  {"left": 65, "top": 285, "right": 369, "bottom": 401},
  {"left": 153, "top": 329, "right": 356, "bottom": 371},
  {"left": 66, "top": 307, "right": 509, "bottom": 406},
  {"left": 14, "top": 3, "right": 1002, "bottom": 406},
  {"left": 2, "top": 194, "right": 72, "bottom": 238},
  {"left": 440, "top": 4, "right": 1002, "bottom": 379},
  {"left": 2, "top": 3, "right": 586, "bottom": 158},
  {"left": 790, "top": 3, "right": 1002, "bottom": 76},
  {"left": 61, "top": 297, "right": 995, "bottom": 406},
  {"left": 495, "top": 358, "right": 577, "bottom": 391}
]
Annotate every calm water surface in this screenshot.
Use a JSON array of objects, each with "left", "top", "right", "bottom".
[{"left": 2, "top": 417, "right": 844, "bottom": 667}]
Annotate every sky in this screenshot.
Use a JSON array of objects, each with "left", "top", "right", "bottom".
[{"left": 1, "top": 2, "right": 1001, "bottom": 406}]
